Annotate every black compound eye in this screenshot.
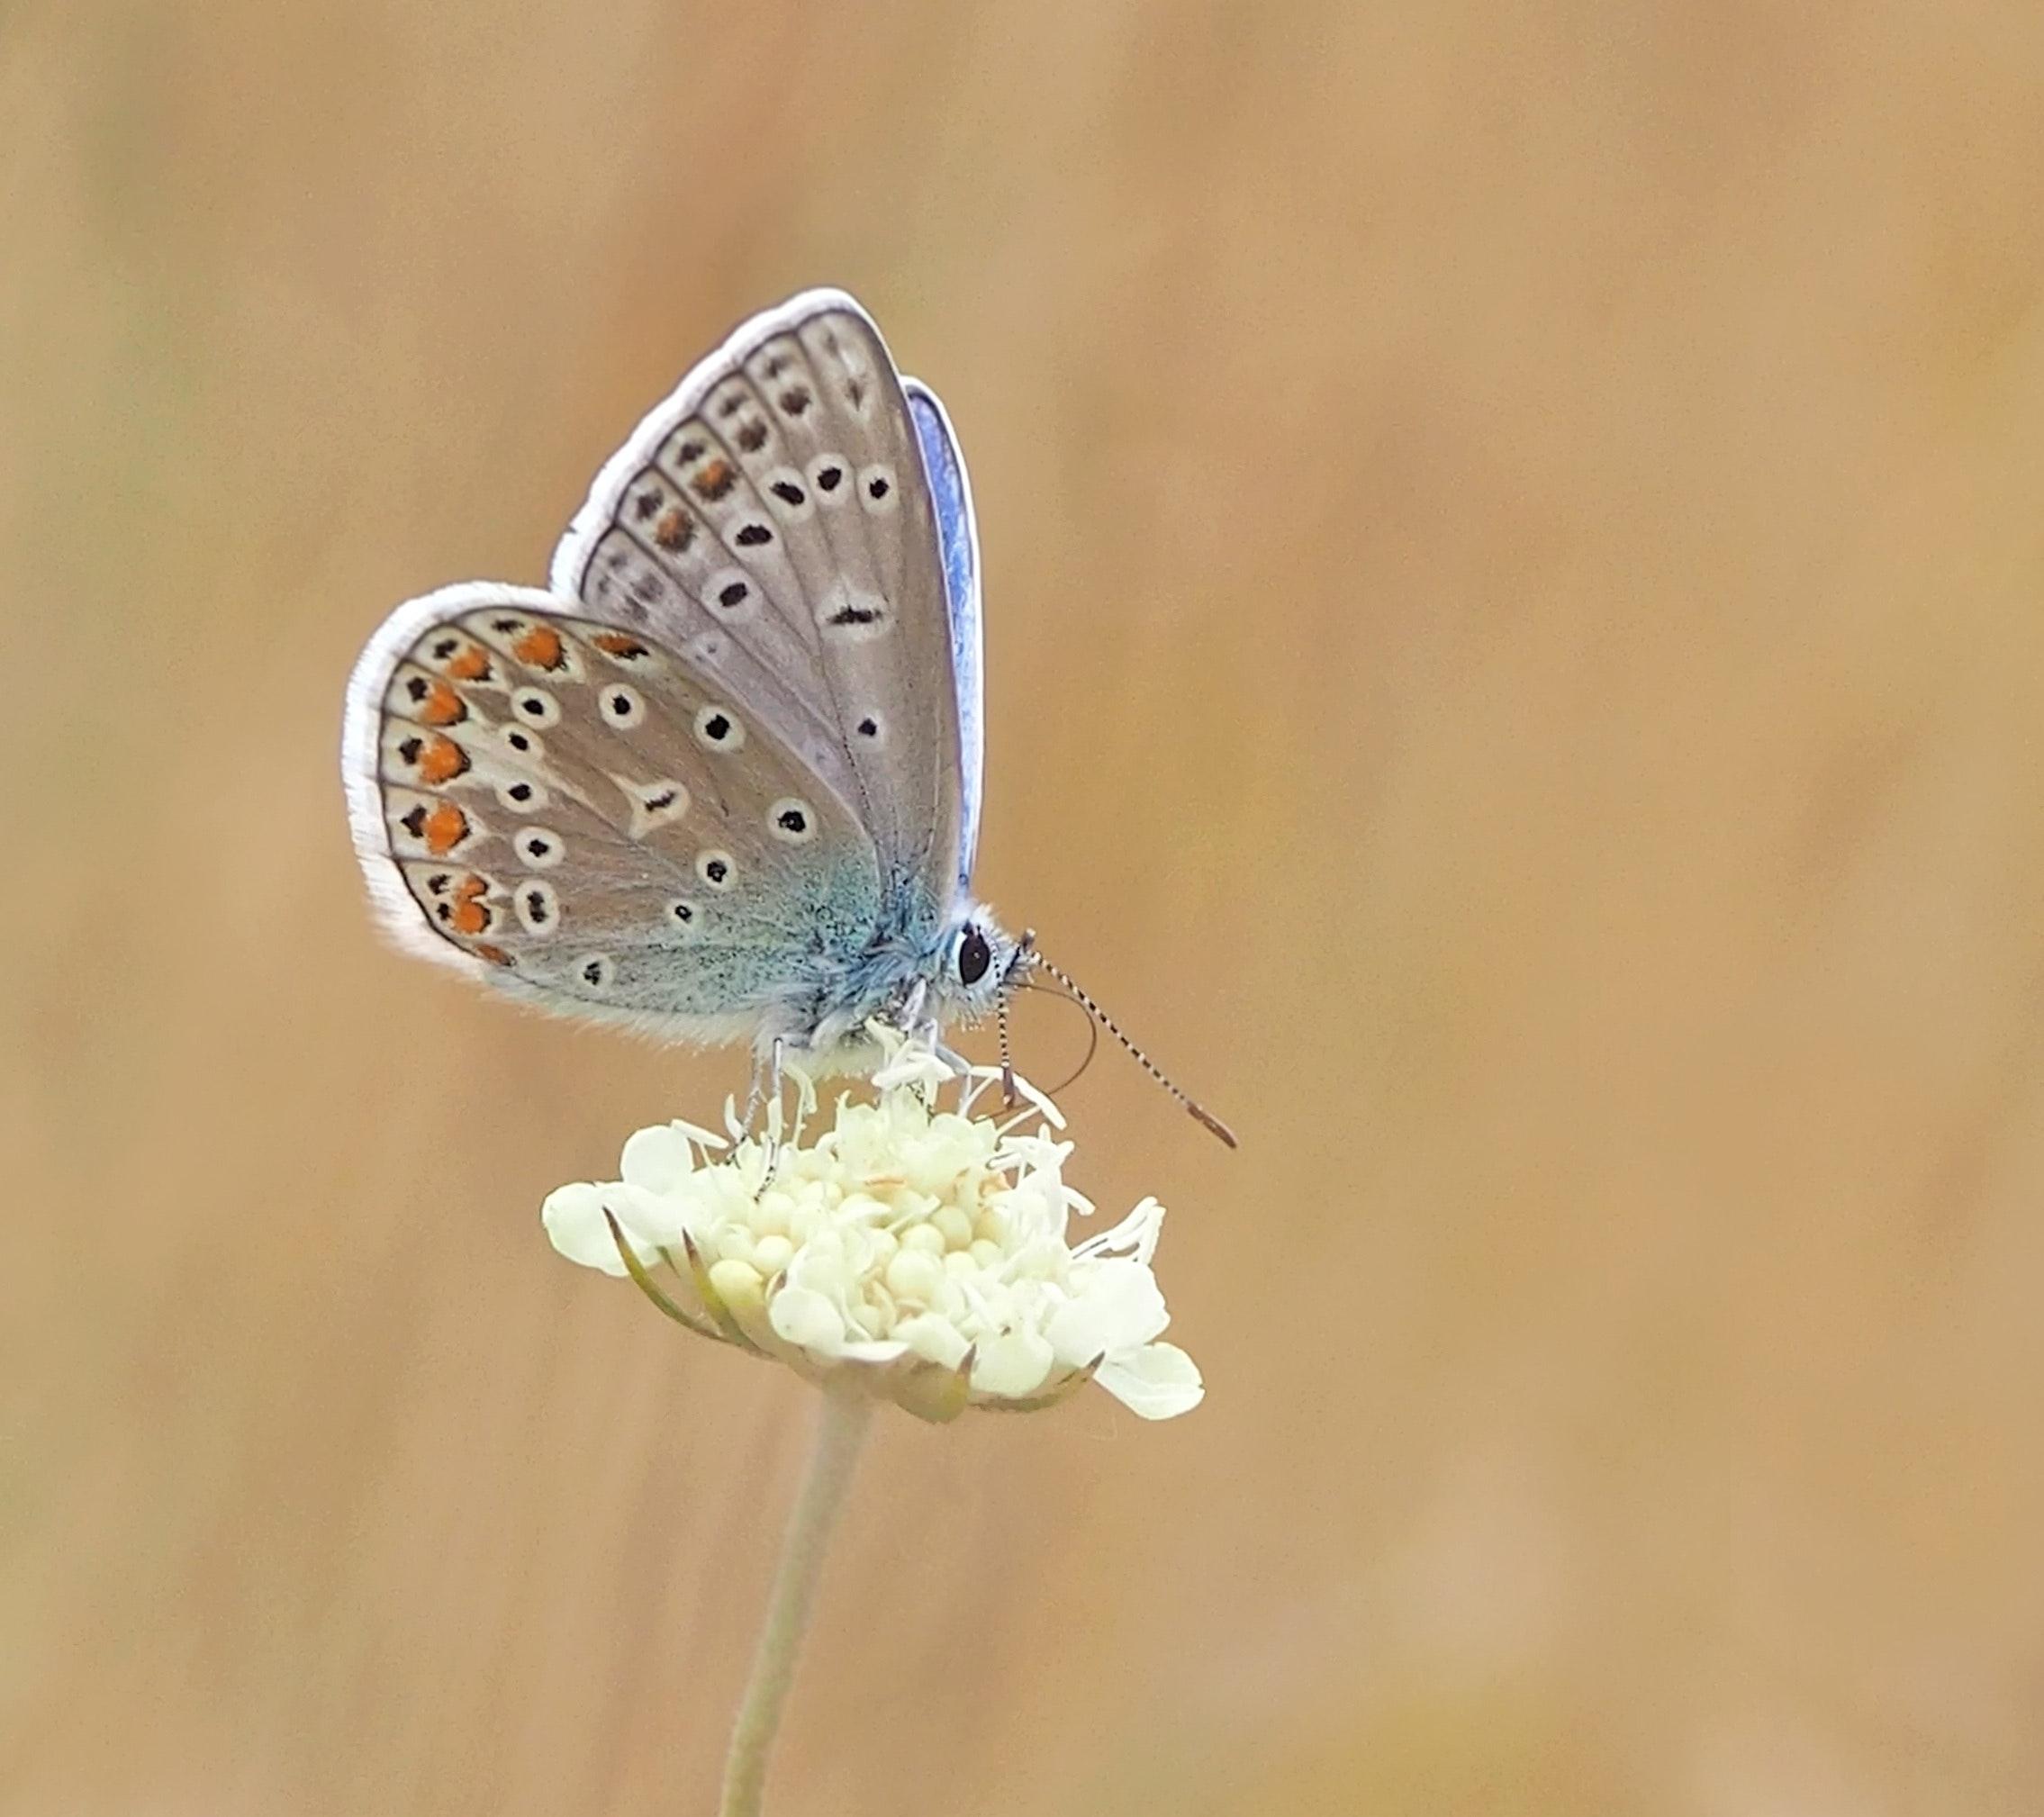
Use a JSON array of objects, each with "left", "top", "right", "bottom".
[{"left": 956, "top": 927, "right": 992, "bottom": 987}]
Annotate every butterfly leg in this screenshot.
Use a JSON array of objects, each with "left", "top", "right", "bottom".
[
  {"left": 881, "top": 975, "right": 950, "bottom": 1067},
  {"left": 890, "top": 978, "right": 961, "bottom": 1072},
  {"left": 741, "top": 1036, "right": 788, "bottom": 1134},
  {"left": 738, "top": 1036, "right": 792, "bottom": 1177}
]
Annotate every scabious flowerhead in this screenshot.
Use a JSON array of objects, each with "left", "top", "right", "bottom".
[{"left": 542, "top": 1028, "right": 1202, "bottom": 1422}]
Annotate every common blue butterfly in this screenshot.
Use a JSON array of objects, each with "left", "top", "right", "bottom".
[
  {"left": 342, "top": 291, "right": 1232, "bottom": 1141},
  {"left": 342, "top": 291, "right": 1019, "bottom": 1070}
]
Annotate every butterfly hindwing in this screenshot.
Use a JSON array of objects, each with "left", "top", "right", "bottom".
[
  {"left": 551, "top": 290, "right": 969, "bottom": 918},
  {"left": 344, "top": 583, "right": 882, "bottom": 1037}
]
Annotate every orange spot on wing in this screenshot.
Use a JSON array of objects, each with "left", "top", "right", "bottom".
[
  {"left": 653, "top": 509, "right": 693, "bottom": 552},
  {"left": 473, "top": 943, "right": 513, "bottom": 967},
  {"left": 512, "top": 625, "right": 565, "bottom": 671},
  {"left": 446, "top": 874, "right": 491, "bottom": 936},
  {"left": 422, "top": 801, "right": 470, "bottom": 855},
  {"left": 419, "top": 680, "right": 466, "bottom": 727},
  {"left": 594, "top": 631, "right": 648, "bottom": 660},
  {"left": 417, "top": 736, "right": 469, "bottom": 784},
  {"left": 692, "top": 457, "right": 736, "bottom": 502},
  {"left": 445, "top": 644, "right": 493, "bottom": 681}
]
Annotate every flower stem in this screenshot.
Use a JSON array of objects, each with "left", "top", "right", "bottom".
[{"left": 719, "top": 1382, "right": 873, "bottom": 1817}]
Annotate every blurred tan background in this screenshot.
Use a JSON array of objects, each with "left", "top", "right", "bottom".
[{"left": 7, "top": 1, "right": 2044, "bottom": 1812}]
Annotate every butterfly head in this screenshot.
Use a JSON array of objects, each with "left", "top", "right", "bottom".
[{"left": 936, "top": 908, "right": 1033, "bottom": 1023}]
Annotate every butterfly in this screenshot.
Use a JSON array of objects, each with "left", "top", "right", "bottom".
[
  {"left": 342, "top": 287, "right": 1024, "bottom": 1075},
  {"left": 343, "top": 291, "right": 1233, "bottom": 1141}
]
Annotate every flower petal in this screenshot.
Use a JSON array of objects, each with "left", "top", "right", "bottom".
[
  {"left": 1072, "top": 1195, "right": 1164, "bottom": 1265},
  {"left": 769, "top": 1285, "right": 847, "bottom": 1351},
  {"left": 604, "top": 1180, "right": 692, "bottom": 1250},
  {"left": 894, "top": 1313, "right": 971, "bottom": 1370},
  {"left": 1003, "top": 1071, "right": 1066, "bottom": 1130},
  {"left": 1047, "top": 1258, "right": 1169, "bottom": 1363},
  {"left": 1096, "top": 1343, "right": 1204, "bottom": 1420},
  {"left": 620, "top": 1123, "right": 705, "bottom": 1193},
  {"left": 543, "top": 1182, "right": 657, "bottom": 1277},
  {"left": 872, "top": 1039, "right": 956, "bottom": 1095},
  {"left": 971, "top": 1327, "right": 1055, "bottom": 1399}
]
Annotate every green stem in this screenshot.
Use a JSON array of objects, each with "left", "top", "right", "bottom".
[{"left": 718, "top": 1382, "right": 873, "bottom": 1817}]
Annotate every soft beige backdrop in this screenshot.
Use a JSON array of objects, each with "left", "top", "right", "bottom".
[{"left": 8, "top": 2, "right": 2044, "bottom": 1812}]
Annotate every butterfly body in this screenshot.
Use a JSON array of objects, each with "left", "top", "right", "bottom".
[{"left": 342, "top": 292, "right": 1024, "bottom": 1071}]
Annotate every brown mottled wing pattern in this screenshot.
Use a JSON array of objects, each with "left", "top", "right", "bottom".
[{"left": 551, "top": 292, "right": 965, "bottom": 902}]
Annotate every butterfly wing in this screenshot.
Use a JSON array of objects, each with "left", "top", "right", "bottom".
[
  {"left": 905, "top": 379, "right": 984, "bottom": 888},
  {"left": 549, "top": 290, "right": 974, "bottom": 922},
  {"left": 341, "top": 583, "right": 883, "bottom": 1041}
]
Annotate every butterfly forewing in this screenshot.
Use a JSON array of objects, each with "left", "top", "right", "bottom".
[
  {"left": 354, "top": 584, "right": 882, "bottom": 1033},
  {"left": 552, "top": 292, "right": 966, "bottom": 915}
]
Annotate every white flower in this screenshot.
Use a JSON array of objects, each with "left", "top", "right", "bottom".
[{"left": 540, "top": 1026, "right": 1203, "bottom": 1422}]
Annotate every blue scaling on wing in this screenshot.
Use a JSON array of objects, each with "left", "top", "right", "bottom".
[{"left": 907, "top": 382, "right": 984, "bottom": 888}]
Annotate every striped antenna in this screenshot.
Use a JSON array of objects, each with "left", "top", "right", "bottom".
[
  {"left": 996, "top": 974, "right": 1019, "bottom": 1104},
  {"left": 1022, "top": 936, "right": 1237, "bottom": 1149}
]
